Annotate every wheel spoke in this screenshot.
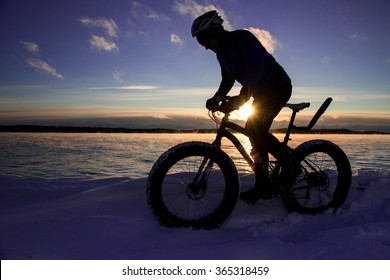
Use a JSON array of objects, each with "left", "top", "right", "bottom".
[
  {"left": 147, "top": 142, "right": 239, "bottom": 228},
  {"left": 284, "top": 141, "right": 351, "bottom": 213}
]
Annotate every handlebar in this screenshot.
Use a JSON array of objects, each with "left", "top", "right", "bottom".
[{"left": 209, "top": 96, "right": 237, "bottom": 114}]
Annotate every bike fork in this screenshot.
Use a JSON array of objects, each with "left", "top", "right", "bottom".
[{"left": 193, "top": 157, "right": 214, "bottom": 185}]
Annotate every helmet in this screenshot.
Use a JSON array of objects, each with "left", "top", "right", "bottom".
[{"left": 191, "top": 10, "right": 224, "bottom": 37}]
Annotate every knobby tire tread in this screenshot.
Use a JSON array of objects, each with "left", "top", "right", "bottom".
[
  {"left": 283, "top": 140, "right": 351, "bottom": 214},
  {"left": 147, "top": 141, "right": 239, "bottom": 229}
]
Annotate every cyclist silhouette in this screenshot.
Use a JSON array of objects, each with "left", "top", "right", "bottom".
[{"left": 192, "top": 11, "right": 293, "bottom": 203}]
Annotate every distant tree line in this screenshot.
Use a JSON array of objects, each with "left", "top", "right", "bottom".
[{"left": 0, "top": 125, "right": 388, "bottom": 134}]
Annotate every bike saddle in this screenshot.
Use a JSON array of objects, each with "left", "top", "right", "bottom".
[{"left": 285, "top": 102, "right": 310, "bottom": 112}]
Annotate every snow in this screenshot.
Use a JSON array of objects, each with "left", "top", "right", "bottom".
[{"left": 1, "top": 169, "right": 390, "bottom": 260}]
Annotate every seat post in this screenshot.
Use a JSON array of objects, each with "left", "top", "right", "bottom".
[{"left": 283, "top": 110, "right": 297, "bottom": 145}]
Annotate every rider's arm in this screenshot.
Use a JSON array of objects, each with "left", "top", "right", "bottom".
[
  {"left": 214, "top": 64, "right": 235, "bottom": 99},
  {"left": 213, "top": 30, "right": 261, "bottom": 104},
  {"left": 214, "top": 62, "right": 248, "bottom": 109},
  {"left": 237, "top": 31, "right": 271, "bottom": 99}
]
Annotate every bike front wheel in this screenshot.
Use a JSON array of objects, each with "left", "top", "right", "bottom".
[
  {"left": 282, "top": 140, "right": 351, "bottom": 214},
  {"left": 147, "top": 141, "right": 240, "bottom": 229}
]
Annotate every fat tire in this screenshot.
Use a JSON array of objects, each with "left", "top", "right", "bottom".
[
  {"left": 147, "top": 141, "right": 239, "bottom": 229},
  {"left": 282, "top": 140, "right": 351, "bottom": 214}
]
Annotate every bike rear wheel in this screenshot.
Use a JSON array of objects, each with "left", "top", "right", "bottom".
[
  {"left": 147, "top": 141, "right": 239, "bottom": 229},
  {"left": 282, "top": 140, "right": 351, "bottom": 214}
]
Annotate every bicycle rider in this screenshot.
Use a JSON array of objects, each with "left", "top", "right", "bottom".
[{"left": 191, "top": 11, "right": 293, "bottom": 203}]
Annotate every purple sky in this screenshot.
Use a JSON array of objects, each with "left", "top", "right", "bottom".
[{"left": 1, "top": 0, "right": 389, "bottom": 131}]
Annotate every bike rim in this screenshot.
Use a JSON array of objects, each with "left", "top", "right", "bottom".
[
  {"left": 293, "top": 151, "right": 338, "bottom": 209},
  {"left": 161, "top": 156, "right": 227, "bottom": 222}
]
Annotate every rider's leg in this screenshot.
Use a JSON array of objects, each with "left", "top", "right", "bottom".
[
  {"left": 241, "top": 86, "right": 291, "bottom": 203},
  {"left": 240, "top": 114, "right": 277, "bottom": 203},
  {"left": 252, "top": 85, "right": 293, "bottom": 179},
  {"left": 241, "top": 150, "right": 274, "bottom": 201}
]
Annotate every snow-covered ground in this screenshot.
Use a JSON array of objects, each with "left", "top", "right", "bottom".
[{"left": 1, "top": 169, "right": 390, "bottom": 260}]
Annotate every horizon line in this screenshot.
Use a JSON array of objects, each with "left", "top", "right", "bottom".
[{"left": 1, "top": 124, "right": 389, "bottom": 135}]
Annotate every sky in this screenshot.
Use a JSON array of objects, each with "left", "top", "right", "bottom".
[{"left": 0, "top": 0, "right": 389, "bottom": 131}]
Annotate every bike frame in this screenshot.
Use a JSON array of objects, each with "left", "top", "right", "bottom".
[
  {"left": 209, "top": 97, "right": 333, "bottom": 174},
  {"left": 212, "top": 113, "right": 256, "bottom": 171}
]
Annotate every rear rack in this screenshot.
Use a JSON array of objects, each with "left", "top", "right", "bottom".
[
  {"left": 292, "top": 97, "right": 333, "bottom": 131},
  {"left": 282, "top": 97, "right": 333, "bottom": 144}
]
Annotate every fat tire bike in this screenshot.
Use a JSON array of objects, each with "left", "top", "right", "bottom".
[{"left": 146, "top": 97, "right": 352, "bottom": 229}]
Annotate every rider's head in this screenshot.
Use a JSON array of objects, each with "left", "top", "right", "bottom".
[{"left": 191, "top": 10, "right": 225, "bottom": 53}]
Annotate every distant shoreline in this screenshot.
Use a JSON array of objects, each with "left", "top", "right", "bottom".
[{"left": 0, "top": 125, "right": 388, "bottom": 134}]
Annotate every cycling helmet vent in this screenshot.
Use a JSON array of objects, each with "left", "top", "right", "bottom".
[{"left": 191, "top": 10, "right": 224, "bottom": 37}]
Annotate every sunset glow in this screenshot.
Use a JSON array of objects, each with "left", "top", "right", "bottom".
[
  {"left": 230, "top": 100, "right": 254, "bottom": 121},
  {"left": 238, "top": 102, "right": 253, "bottom": 120},
  {"left": 0, "top": 0, "right": 389, "bottom": 132}
]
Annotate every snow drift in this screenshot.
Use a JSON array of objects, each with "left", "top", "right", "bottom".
[{"left": 0, "top": 169, "right": 389, "bottom": 260}]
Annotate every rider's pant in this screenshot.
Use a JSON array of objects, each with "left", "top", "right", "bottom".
[{"left": 245, "top": 83, "right": 292, "bottom": 179}]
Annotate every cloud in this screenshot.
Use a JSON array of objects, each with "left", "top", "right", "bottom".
[
  {"left": 170, "top": 34, "right": 183, "bottom": 46},
  {"left": 349, "top": 33, "right": 369, "bottom": 44},
  {"left": 322, "top": 56, "right": 330, "bottom": 64},
  {"left": 80, "top": 17, "right": 120, "bottom": 53},
  {"left": 245, "top": 27, "right": 280, "bottom": 54},
  {"left": 174, "top": 0, "right": 233, "bottom": 30},
  {"left": 20, "top": 40, "right": 39, "bottom": 54},
  {"left": 88, "top": 85, "right": 158, "bottom": 90},
  {"left": 89, "top": 35, "right": 119, "bottom": 52},
  {"left": 80, "top": 17, "right": 119, "bottom": 38},
  {"left": 20, "top": 42, "right": 64, "bottom": 79},
  {"left": 112, "top": 70, "right": 124, "bottom": 83},
  {"left": 26, "top": 58, "right": 64, "bottom": 79},
  {"left": 145, "top": 8, "right": 170, "bottom": 21},
  {"left": 127, "top": 2, "right": 170, "bottom": 41},
  {"left": 130, "top": 1, "right": 170, "bottom": 21},
  {"left": 173, "top": 1, "right": 280, "bottom": 54}
]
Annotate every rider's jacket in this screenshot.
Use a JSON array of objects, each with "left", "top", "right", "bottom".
[{"left": 215, "top": 30, "right": 291, "bottom": 104}]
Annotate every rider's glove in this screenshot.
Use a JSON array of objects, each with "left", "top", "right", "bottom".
[
  {"left": 206, "top": 96, "right": 222, "bottom": 111},
  {"left": 219, "top": 96, "right": 244, "bottom": 113}
]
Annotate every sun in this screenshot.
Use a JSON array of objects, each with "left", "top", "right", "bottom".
[
  {"left": 238, "top": 102, "right": 253, "bottom": 119},
  {"left": 229, "top": 98, "right": 254, "bottom": 120}
]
